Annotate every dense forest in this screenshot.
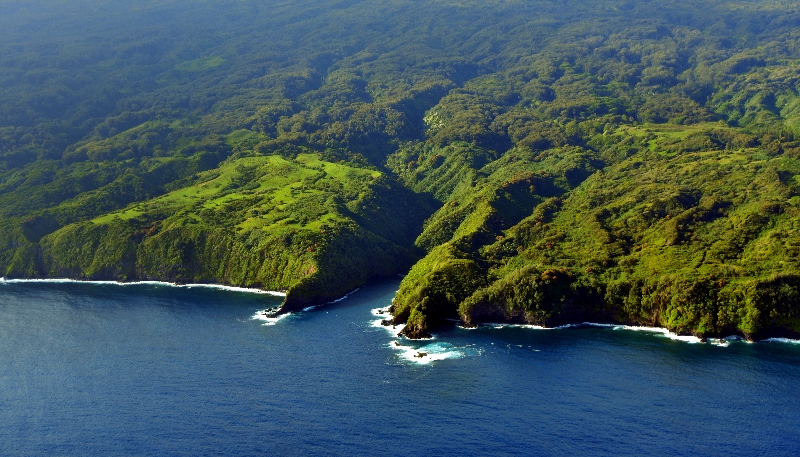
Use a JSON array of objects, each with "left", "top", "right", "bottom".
[{"left": 2, "top": 0, "right": 800, "bottom": 339}]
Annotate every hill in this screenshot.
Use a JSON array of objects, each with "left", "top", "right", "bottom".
[{"left": 2, "top": 0, "right": 800, "bottom": 338}]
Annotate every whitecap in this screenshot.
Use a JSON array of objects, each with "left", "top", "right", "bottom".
[
  {"left": 0, "top": 277, "right": 122, "bottom": 285},
  {"left": 486, "top": 323, "right": 548, "bottom": 330},
  {"left": 550, "top": 322, "right": 618, "bottom": 330},
  {"left": 707, "top": 335, "right": 747, "bottom": 347},
  {"left": 369, "top": 307, "right": 405, "bottom": 336},
  {"left": 763, "top": 338, "right": 800, "bottom": 344},
  {"left": 251, "top": 310, "right": 292, "bottom": 326},
  {"left": 612, "top": 325, "right": 702, "bottom": 343},
  {"left": 182, "top": 283, "right": 285, "bottom": 296},
  {"left": 391, "top": 341, "right": 464, "bottom": 365},
  {"left": 328, "top": 288, "right": 360, "bottom": 304},
  {"left": 0, "top": 277, "right": 285, "bottom": 296},
  {"left": 478, "top": 319, "right": 704, "bottom": 344},
  {"left": 371, "top": 318, "right": 405, "bottom": 337},
  {"left": 707, "top": 338, "right": 730, "bottom": 347},
  {"left": 578, "top": 322, "right": 617, "bottom": 328}
]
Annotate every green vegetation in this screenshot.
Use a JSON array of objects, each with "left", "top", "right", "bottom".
[
  {"left": 17, "top": 152, "right": 435, "bottom": 309},
  {"left": 2, "top": 0, "right": 800, "bottom": 337},
  {"left": 394, "top": 135, "right": 800, "bottom": 339}
]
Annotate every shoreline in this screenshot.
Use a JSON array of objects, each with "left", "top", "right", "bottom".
[
  {"left": 474, "top": 322, "right": 704, "bottom": 343},
  {"left": 461, "top": 321, "right": 800, "bottom": 345},
  {"left": 6, "top": 277, "right": 799, "bottom": 347},
  {"left": 0, "top": 277, "right": 287, "bottom": 297}
]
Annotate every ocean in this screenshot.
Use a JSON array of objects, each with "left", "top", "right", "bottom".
[{"left": 1, "top": 278, "right": 799, "bottom": 456}]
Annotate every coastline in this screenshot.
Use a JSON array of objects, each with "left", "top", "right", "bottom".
[
  {"left": 5, "top": 277, "right": 799, "bottom": 347},
  {"left": 0, "top": 277, "right": 287, "bottom": 297},
  {"left": 253, "top": 287, "right": 366, "bottom": 326},
  {"left": 461, "top": 321, "right": 800, "bottom": 345}
]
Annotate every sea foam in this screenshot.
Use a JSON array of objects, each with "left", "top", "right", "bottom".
[
  {"left": 763, "top": 337, "right": 800, "bottom": 344},
  {"left": 611, "top": 325, "right": 703, "bottom": 343},
  {"left": 329, "top": 288, "right": 361, "bottom": 304},
  {"left": 370, "top": 308, "right": 405, "bottom": 337},
  {"left": 251, "top": 310, "right": 292, "bottom": 326},
  {"left": 0, "top": 277, "right": 286, "bottom": 296},
  {"left": 297, "top": 288, "right": 363, "bottom": 314},
  {"left": 477, "top": 320, "right": 705, "bottom": 344},
  {"left": 482, "top": 322, "right": 617, "bottom": 331},
  {"left": 390, "top": 341, "right": 465, "bottom": 365}
]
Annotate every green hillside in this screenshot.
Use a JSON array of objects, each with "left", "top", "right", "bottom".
[
  {"left": 3, "top": 0, "right": 800, "bottom": 338},
  {"left": 8, "top": 150, "right": 435, "bottom": 309},
  {"left": 391, "top": 125, "right": 800, "bottom": 339}
]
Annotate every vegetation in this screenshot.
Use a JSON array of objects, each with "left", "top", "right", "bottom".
[
  {"left": 10, "top": 151, "right": 435, "bottom": 309},
  {"left": 2, "top": 0, "right": 800, "bottom": 337}
]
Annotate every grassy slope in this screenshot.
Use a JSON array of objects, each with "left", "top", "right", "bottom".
[{"left": 21, "top": 152, "right": 436, "bottom": 310}]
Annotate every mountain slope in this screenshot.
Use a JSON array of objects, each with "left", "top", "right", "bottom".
[
  {"left": 2, "top": 0, "right": 800, "bottom": 332},
  {"left": 391, "top": 125, "right": 800, "bottom": 339},
  {"left": 20, "top": 152, "right": 436, "bottom": 309}
]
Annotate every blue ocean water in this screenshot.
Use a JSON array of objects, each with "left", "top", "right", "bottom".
[{"left": 1, "top": 279, "right": 799, "bottom": 456}]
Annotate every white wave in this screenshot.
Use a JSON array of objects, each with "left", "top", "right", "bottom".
[
  {"left": 0, "top": 277, "right": 122, "bottom": 285},
  {"left": 390, "top": 341, "right": 464, "bottom": 365},
  {"left": 486, "top": 323, "right": 548, "bottom": 330},
  {"left": 707, "top": 335, "right": 747, "bottom": 347},
  {"left": 482, "top": 322, "right": 616, "bottom": 330},
  {"left": 612, "top": 325, "right": 702, "bottom": 343},
  {"left": 328, "top": 288, "right": 360, "bottom": 304},
  {"left": 182, "top": 283, "right": 285, "bottom": 296},
  {"left": 371, "top": 318, "right": 405, "bottom": 337},
  {"left": 707, "top": 338, "right": 730, "bottom": 347},
  {"left": 369, "top": 307, "right": 405, "bottom": 336},
  {"left": 763, "top": 338, "right": 800, "bottom": 344},
  {"left": 550, "top": 322, "right": 617, "bottom": 330},
  {"left": 457, "top": 325, "right": 479, "bottom": 330},
  {"left": 251, "top": 310, "right": 292, "bottom": 326},
  {"left": 0, "top": 277, "right": 286, "bottom": 296},
  {"left": 578, "top": 322, "right": 617, "bottom": 328},
  {"left": 476, "top": 319, "right": 704, "bottom": 344}
]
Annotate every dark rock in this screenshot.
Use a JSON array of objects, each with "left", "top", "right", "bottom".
[{"left": 400, "top": 324, "right": 431, "bottom": 340}]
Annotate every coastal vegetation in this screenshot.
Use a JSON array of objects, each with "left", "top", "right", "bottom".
[{"left": 2, "top": 0, "right": 800, "bottom": 337}]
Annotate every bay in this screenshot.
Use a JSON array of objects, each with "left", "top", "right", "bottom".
[{"left": 1, "top": 278, "right": 799, "bottom": 456}]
